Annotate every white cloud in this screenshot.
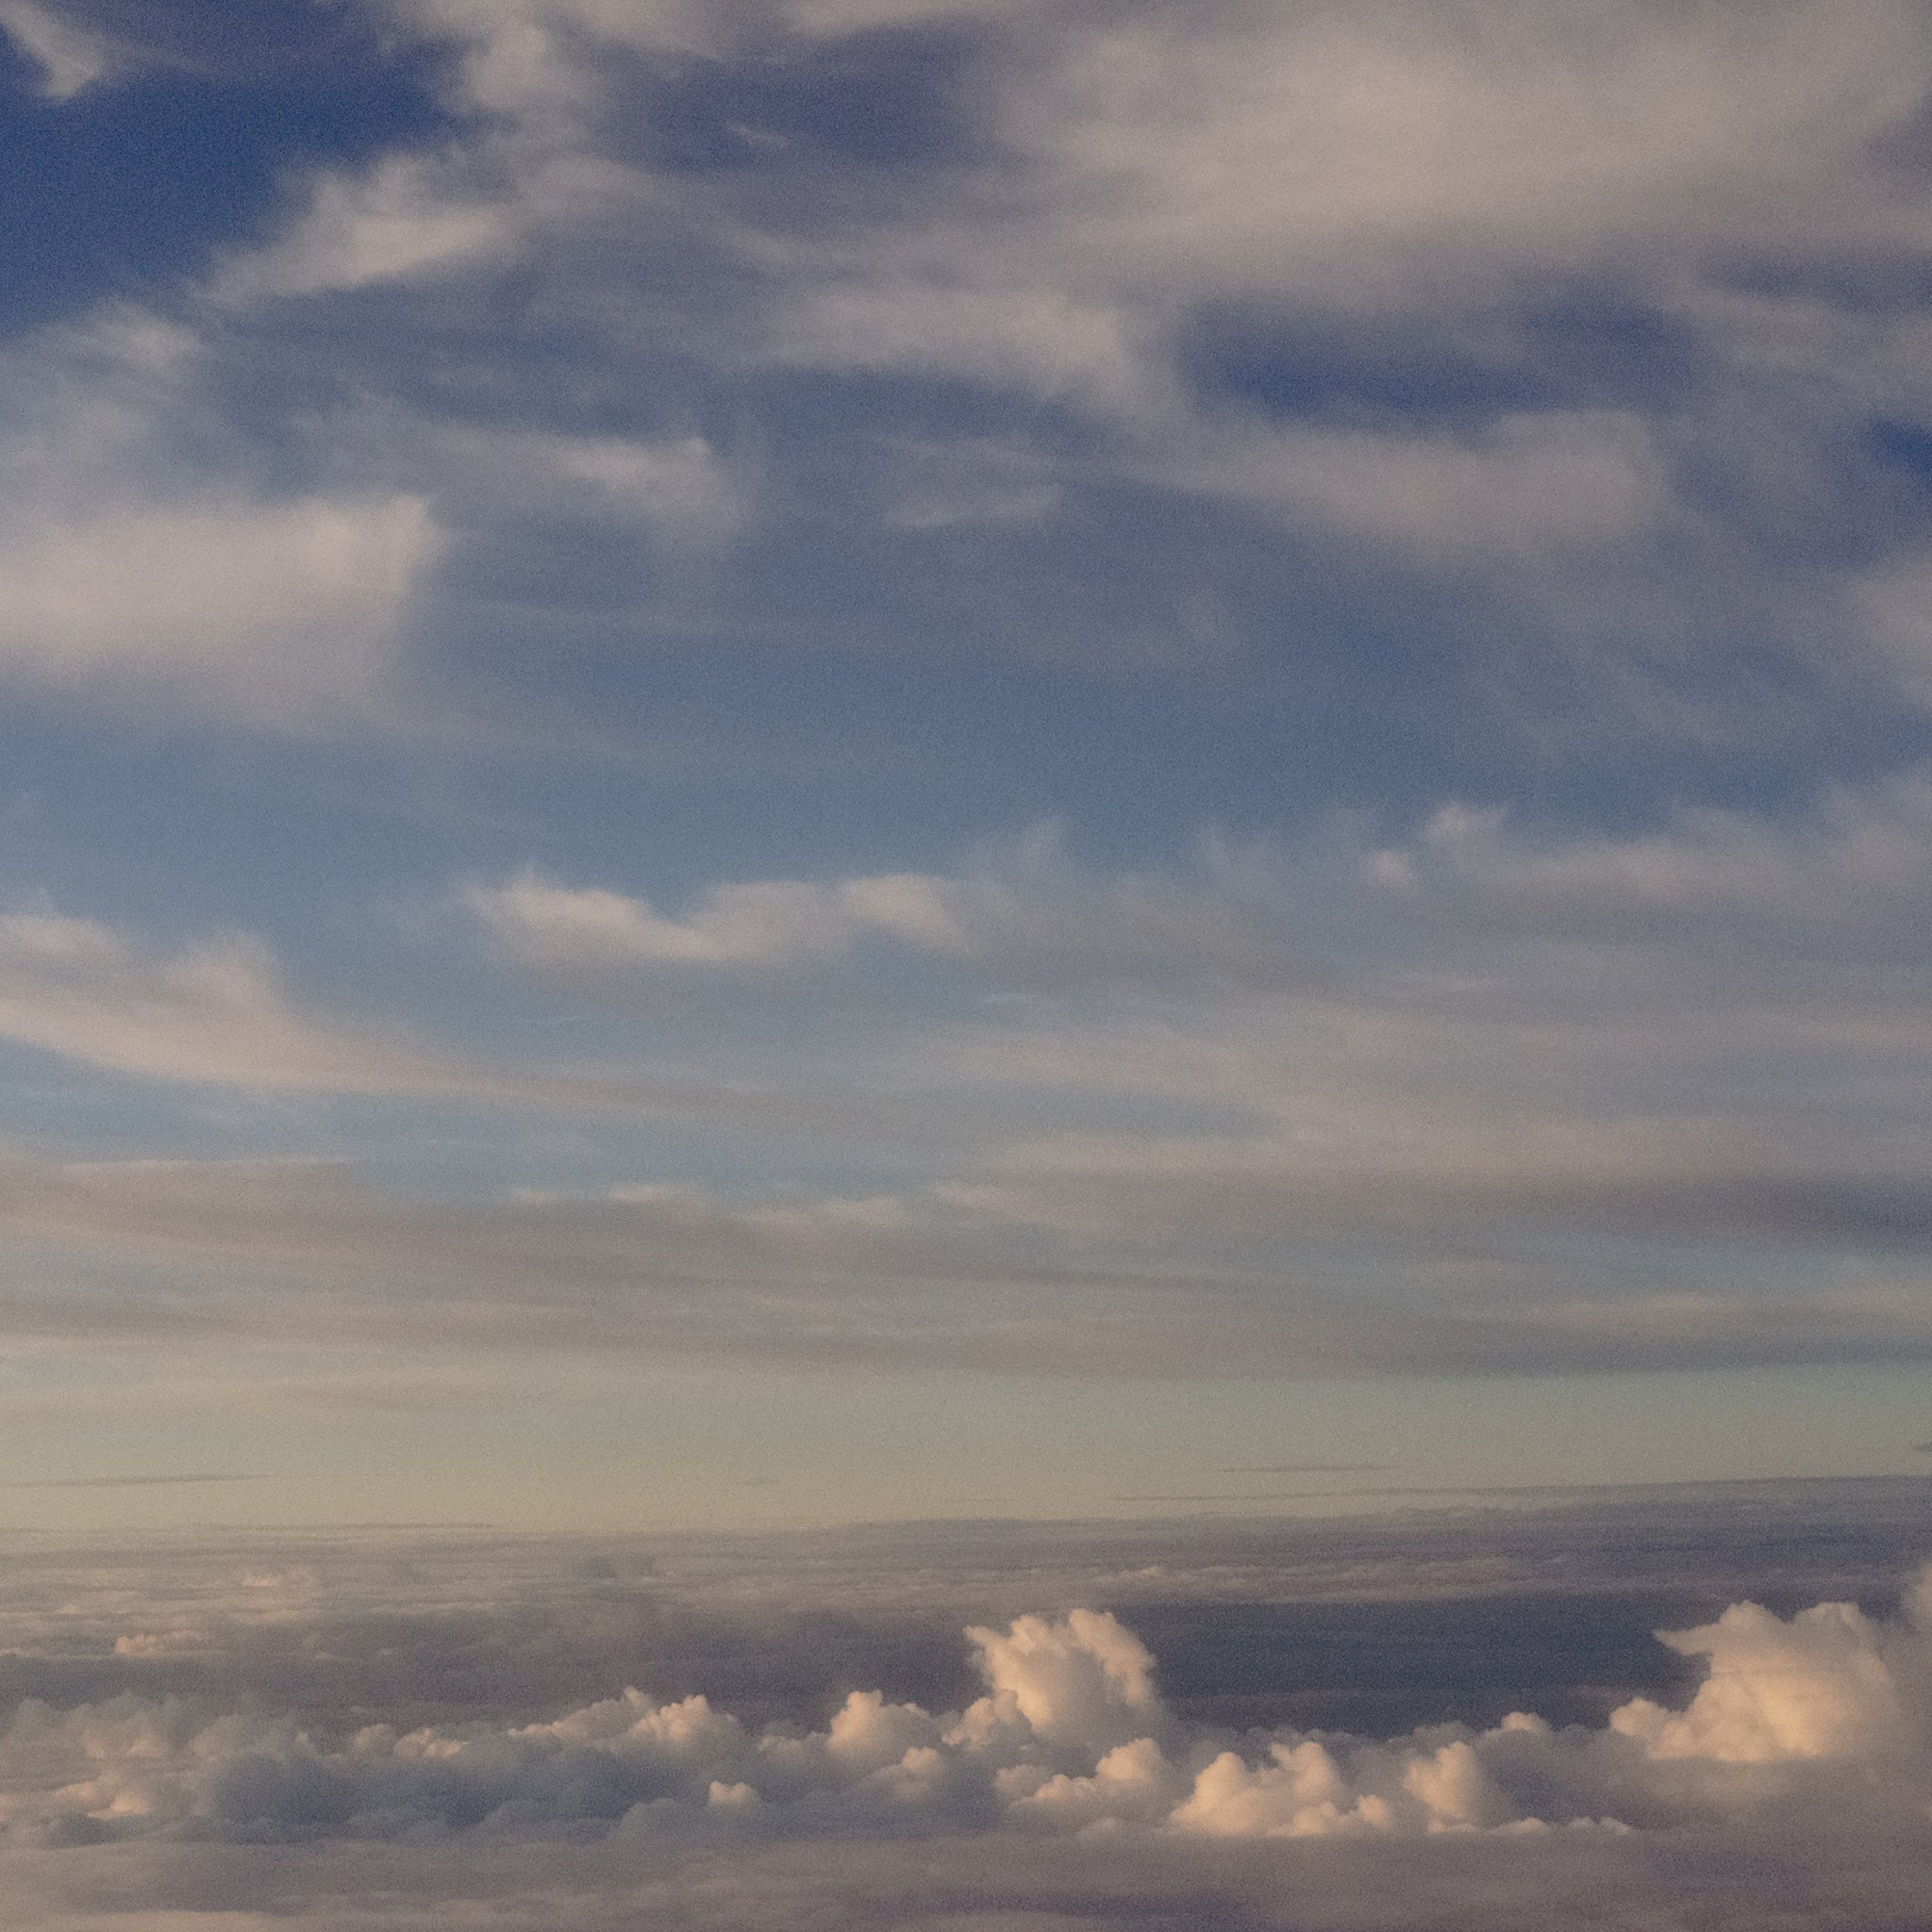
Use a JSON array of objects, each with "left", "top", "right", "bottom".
[
  {"left": 1851, "top": 550, "right": 1932, "bottom": 710},
  {"left": 767, "top": 283, "right": 1148, "bottom": 411},
  {"left": 10, "top": 1522, "right": 1932, "bottom": 1931},
  {"left": 994, "top": 0, "right": 1932, "bottom": 302},
  {"left": 1611, "top": 1598, "right": 1916, "bottom": 1763},
  {"left": 961, "top": 1608, "right": 1164, "bottom": 1755},
  {"left": 466, "top": 838, "right": 1283, "bottom": 981},
  {"left": 0, "top": 911, "right": 458, "bottom": 1093},
  {"left": 42, "top": 0, "right": 1924, "bottom": 737},
  {"left": 0, "top": 0, "right": 108, "bottom": 97},
  {"left": 1366, "top": 772, "right": 1932, "bottom": 937},
  {"left": 1171, "top": 412, "right": 1667, "bottom": 561},
  {"left": 469, "top": 873, "right": 854, "bottom": 970},
  {"left": 528, "top": 433, "right": 742, "bottom": 546},
  {"left": 8, "top": 1143, "right": 1932, "bottom": 1383},
  {"left": 216, "top": 157, "right": 521, "bottom": 301},
  {"left": 0, "top": 910, "right": 730, "bottom": 1115},
  {"left": 0, "top": 495, "right": 439, "bottom": 724},
  {"left": 5, "top": 1581, "right": 1932, "bottom": 1851}
]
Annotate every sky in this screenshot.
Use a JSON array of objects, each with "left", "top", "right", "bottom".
[{"left": 6, "top": 0, "right": 1932, "bottom": 1532}]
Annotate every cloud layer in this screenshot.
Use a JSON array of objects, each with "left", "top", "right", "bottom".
[
  {"left": 10, "top": 0, "right": 1932, "bottom": 740},
  {"left": 8, "top": 765, "right": 1932, "bottom": 1386},
  {"left": 8, "top": 1574, "right": 1932, "bottom": 1932}
]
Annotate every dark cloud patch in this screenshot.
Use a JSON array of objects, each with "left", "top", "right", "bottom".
[
  {"left": 1871, "top": 414, "right": 1932, "bottom": 495},
  {"left": 1178, "top": 297, "right": 1707, "bottom": 428},
  {"left": 1118, "top": 1591, "right": 1715, "bottom": 1734}
]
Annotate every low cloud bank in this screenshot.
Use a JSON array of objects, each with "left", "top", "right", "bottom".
[{"left": 9, "top": 1576, "right": 1932, "bottom": 1849}]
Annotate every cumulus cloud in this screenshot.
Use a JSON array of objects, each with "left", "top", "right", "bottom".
[{"left": 6, "top": 1578, "right": 1932, "bottom": 1858}]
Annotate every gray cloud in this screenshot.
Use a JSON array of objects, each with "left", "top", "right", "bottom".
[
  {"left": 0, "top": 1473, "right": 257, "bottom": 1490},
  {"left": 4, "top": 1146, "right": 1932, "bottom": 1383}
]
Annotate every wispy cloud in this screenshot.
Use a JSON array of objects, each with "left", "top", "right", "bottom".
[
  {"left": 0, "top": 0, "right": 111, "bottom": 97},
  {"left": 0, "top": 908, "right": 481, "bottom": 1094},
  {"left": 0, "top": 904, "right": 854, "bottom": 1129},
  {"left": 465, "top": 833, "right": 1288, "bottom": 984}
]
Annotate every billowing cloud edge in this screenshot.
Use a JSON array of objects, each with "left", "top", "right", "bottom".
[{"left": 9, "top": 1574, "right": 1932, "bottom": 1847}]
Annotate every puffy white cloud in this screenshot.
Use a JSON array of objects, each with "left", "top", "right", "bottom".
[
  {"left": 1611, "top": 1599, "right": 1917, "bottom": 1763},
  {"left": 7, "top": 1578, "right": 1932, "bottom": 1857},
  {"left": 1168, "top": 1738, "right": 1376, "bottom": 1839},
  {"left": 961, "top": 1609, "right": 1164, "bottom": 1756}
]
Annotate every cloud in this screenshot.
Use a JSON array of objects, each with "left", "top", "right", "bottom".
[
  {"left": 5, "top": 1576, "right": 1932, "bottom": 1861},
  {"left": 766, "top": 282, "right": 1146, "bottom": 411},
  {"left": 1166, "top": 411, "right": 1667, "bottom": 561},
  {"left": 0, "top": 904, "right": 846, "bottom": 1128},
  {"left": 1611, "top": 1597, "right": 1918, "bottom": 1764},
  {"left": 0, "top": 1153, "right": 1170, "bottom": 1370},
  {"left": 0, "top": 909, "right": 472, "bottom": 1094},
  {"left": 0, "top": 1474, "right": 256, "bottom": 1491},
  {"left": 0, "top": 0, "right": 109, "bottom": 97},
  {"left": 12, "top": 768, "right": 1932, "bottom": 1382},
  {"left": 21, "top": 0, "right": 1932, "bottom": 739},
  {"left": 0, "top": 494, "right": 440, "bottom": 724},
  {"left": 501, "top": 432, "right": 742, "bottom": 548},
  {"left": 991, "top": 0, "right": 1932, "bottom": 300},
  {"left": 214, "top": 156, "right": 522, "bottom": 301},
  {"left": 471, "top": 873, "right": 856, "bottom": 971},
  {"left": 465, "top": 836, "right": 1286, "bottom": 983},
  {"left": 1365, "top": 773, "right": 1932, "bottom": 936},
  {"left": 6, "top": 1146, "right": 1932, "bottom": 1382}
]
